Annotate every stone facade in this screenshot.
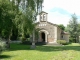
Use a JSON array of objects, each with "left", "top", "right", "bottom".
[
  {"left": 61, "top": 32, "right": 70, "bottom": 42},
  {"left": 36, "top": 11, "right": 69, "bottom": 44}
]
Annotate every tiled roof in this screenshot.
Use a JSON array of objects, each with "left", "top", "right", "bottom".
[
  {"left": 61, "top": 31, "right": 69, "bottom": 35},
  {"left": 39, "top": 11, "right": 48, "bottom": 14}
]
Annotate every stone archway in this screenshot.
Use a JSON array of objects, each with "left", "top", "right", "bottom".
[{"left": 38, "top": 30, "right": 49, "bottom": 43}]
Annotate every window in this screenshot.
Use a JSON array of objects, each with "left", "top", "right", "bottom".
[
  {"left": 43, "top": 14, "right": 46, "bottom": 21},
  {"left": 61, "top": 35, "right": 63, "bottom": 38}
]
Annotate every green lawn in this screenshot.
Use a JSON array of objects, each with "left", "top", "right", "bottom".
[{"left": 0, "top": 43, "right": 80, "bottom": 60}]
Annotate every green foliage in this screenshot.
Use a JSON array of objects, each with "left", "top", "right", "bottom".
[
  {"left": 35, "top": 28, "right": 40, "bottom": 40},
  {"left": 58, "top": 24, "right": 65, "bottom": 31},
  {"left": 0, "top": 0, "right": 17, "bottom": 39},
  {"left": 57, "top": 40, "right": 68, "bottom": 45},
  {"left": 77, "top": 24, "right": 80, "bottom": 36},
  {"left": 12, "top": 0, "right": 43, "bottom": 40},
  {"left": 0, "top": 0, "right": 43, "bottom": 44},
  {"left": 69, "top": 37, "right": 74, "bottom": 42},
  {"left": 66, "top": 14, "right": 80, "bottom": 43},
  {"left": 0, "top": 38, "right": 6, "bottom": 55}
]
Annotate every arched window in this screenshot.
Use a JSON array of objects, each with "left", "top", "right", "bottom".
[{"left": 43, "top": 14, "right": 46, "bottom": 21}]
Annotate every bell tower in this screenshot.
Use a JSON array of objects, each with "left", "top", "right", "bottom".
[{"left": 39, "top": 11, "right": 48, "bottom": 22}]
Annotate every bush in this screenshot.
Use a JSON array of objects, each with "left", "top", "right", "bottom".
[
  {"left": 57, "top": 40, "right": 68, "bottom": 45},
  {"left": 0, "top": 38, "right": 6, "bottom": 55},
  {"left": 69, "top": 37, "right": 76, "bottom": 43}
]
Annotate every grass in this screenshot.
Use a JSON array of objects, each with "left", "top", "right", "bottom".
[{"left": 0, "top": 43, "right": 80, "bottom": 60}]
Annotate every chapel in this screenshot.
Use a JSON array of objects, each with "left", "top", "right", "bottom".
[{"left": 36, "top": 11, "right": 69, "bottom": 44}]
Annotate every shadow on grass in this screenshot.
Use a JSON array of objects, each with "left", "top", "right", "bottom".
[
  {"left": 0, "top": 55, "right": 11, "bottom": 59},
  {"left": 36, "top": 46, "right": 80, "bottom": 52},
  {"left": 9, "top": 43, "right": 31, "bottom": 51},
  {"left": 9, "top": 43, "right": 44, "bottom": 51},
  {"left": 9, "top": 43, "right": 80, "bottom": 52}
]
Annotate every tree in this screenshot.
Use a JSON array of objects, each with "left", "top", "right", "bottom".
[
  {"left": 58, "top": 24, "right": 65, "bottom": 31},
  {"left": 0, "top": 0, "right": 18, "bottom": 48},
  {"left": 10, "top": 0, "right": 43, "bottom": 38},
  {"left": 0, "top": 0, "right": 43, "bottom": 48},
  {"left": 66, "top": 13, "right": 79, "bottom": 43}
]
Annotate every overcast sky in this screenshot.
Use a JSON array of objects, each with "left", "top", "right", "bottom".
[{"left": 37, "top": 0, "right": 80, "bottom": 26}]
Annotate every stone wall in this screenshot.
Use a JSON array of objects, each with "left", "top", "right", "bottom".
[
  {"left": 36, "top": 22, "right": 57, "bottom": 43},
  {"left": 57, "top": 27, "right": 62, "bottom": 40},
  {"left": 63, "top": 34, "right": 69, "bottom": 42}
]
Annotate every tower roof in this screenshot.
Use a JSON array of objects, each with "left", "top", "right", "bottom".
[{"left": 39, "top": 11, "right": 48, "bottom": 15}]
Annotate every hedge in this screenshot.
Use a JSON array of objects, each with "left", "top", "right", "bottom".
[{"left": 57, "top": 40, "right": 68, "bottom": 45}]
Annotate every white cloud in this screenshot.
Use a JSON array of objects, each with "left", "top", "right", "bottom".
[
  {"left": 43, "top": 0, "right": 80, "bottom": 15},
  {"left": 48, "top": 11, "right": 70, "bottom": 26},
  {"left": 40, "top": 0, "right": 80, "bottom": 26}
]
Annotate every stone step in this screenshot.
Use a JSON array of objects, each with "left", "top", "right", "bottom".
[{"left": 46, "top": 43, "right": 63, "bottom": 46}]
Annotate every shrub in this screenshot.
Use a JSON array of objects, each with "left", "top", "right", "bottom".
[
  {"left": 0, "top": 38, "right": 6, "bottom": 55},
  {"left": 57, "top": 40, "right": 68, "bottom": 45},
  {"left": 69, "top": 37, "right": 75, "bottom": 43}
]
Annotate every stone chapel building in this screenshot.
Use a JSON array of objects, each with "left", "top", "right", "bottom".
[{"left": 36, "top": 11, "right": 69, "bottom": 44}]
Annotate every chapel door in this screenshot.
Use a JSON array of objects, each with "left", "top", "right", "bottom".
[{"left": 41, "top": 32, "right": 45, "bottom": 42}]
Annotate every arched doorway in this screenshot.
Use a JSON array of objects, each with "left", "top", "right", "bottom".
[
  {"left": 39, "top": 29, "right": 49, "bottom": 43},
  {"left": 41, "top": 32, "right": 45, "bottom": 42}
]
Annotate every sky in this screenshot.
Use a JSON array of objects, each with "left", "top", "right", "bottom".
[{"left": 37, "top": 0, "right": 80, "bottom": 26}]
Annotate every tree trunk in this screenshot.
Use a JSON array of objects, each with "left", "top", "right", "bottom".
[
  {"left": 7, "top": 28, "right": 12, "bottom": 48},
  {"left": 7, "top": 38, "right": 10, "bottom": 48},
  {"left": 6, "top": 36, "right": 10, "bottom": 48},
  {"left": 31, "top": 30, "right": 36, "bottom": 49}
]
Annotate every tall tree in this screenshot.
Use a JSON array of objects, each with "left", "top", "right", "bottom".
[
  {"left": 0, "top": 0, "right": 17, "bottom": 48},
  {"left": 11, "top": 0, "right": 43, "bottom": 40},
  {"left": 66, "top": 13, "right": 79, "bottom": 43},
  {"left": 0, "top": 0, "right": 43, "bottom": 48},
  {"left": 11, "top": 0, "right": 43, "bottom": 49}
]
